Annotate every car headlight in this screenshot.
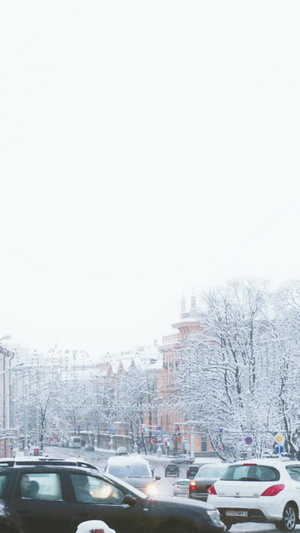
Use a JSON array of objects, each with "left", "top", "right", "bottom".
[
  {"left": 147, "top": 483, "right": 159, "bottom": 496},
  {"left": 207, "top": 509, "right": 224, "bottom": 526}
]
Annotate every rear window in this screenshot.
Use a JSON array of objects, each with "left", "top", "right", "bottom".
[
  {"left": 221, "top": 464, "right": 280, "bottom": 482},
  {"left": 197, "top": 465, "right": 228, "bottom": 479},
  {"left": 108, "top": 463, "right": 151, "bottom": 478}
]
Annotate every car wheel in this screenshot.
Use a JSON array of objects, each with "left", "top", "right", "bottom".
[{"left": 277, "top": 504, "right": 297, "bottom": 532}]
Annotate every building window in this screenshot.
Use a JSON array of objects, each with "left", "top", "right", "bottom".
[{"left": 201, "top": 437, "right": 207, "bottom": 452}]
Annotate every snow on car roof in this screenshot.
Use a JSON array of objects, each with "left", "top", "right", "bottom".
[
  {"left": 106, "top": 455, "right": 149, "bottom": 465},
  {"left": 193, "top": 457, "right": 222, "bottom": 464}
]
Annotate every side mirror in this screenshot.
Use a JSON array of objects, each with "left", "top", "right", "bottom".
[{"left": 123, "top": 494, "right": 137, "bottom": 506}]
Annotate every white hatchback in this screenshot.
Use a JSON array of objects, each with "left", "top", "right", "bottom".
[{"left": 207, "top": 459, "right": 300, "bottom": 532}]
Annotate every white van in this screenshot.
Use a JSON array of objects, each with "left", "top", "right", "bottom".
[{"left": 104, "top": 455, "right": 161, "bottom": 496}]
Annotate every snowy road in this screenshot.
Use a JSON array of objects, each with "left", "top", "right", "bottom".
[{"left": 45, "top": 448, "right": 300, "bottom": 533}]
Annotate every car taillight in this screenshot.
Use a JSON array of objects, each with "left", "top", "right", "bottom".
[
  {"left": 189, "top": 481, "right": 197, "bottom": 491},
  {"left": 261, "top": 484, "right": 285, "bottom": 496},
  {"left": 208, "top": 484, "right": 217, "bottom": 495}
]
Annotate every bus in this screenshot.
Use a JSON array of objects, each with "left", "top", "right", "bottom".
[{"left": 68, "top": 436, "right": 81, "bottom": 448}]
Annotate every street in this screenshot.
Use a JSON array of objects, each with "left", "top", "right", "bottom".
[{"left": 44, "top": 447, "right": 300, "bottom": 533}]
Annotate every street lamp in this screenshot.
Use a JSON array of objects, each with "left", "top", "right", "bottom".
[{"left": 0, "top": 336, "right": 14, "bottom": 456}]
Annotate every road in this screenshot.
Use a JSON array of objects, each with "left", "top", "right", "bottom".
[{"left": 44, "top": 447, "right": 300, "bottom": 533}]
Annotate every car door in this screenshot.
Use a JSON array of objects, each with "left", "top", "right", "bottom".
[
  {"left": 11, "top": 470, "right": 74, "bottom": 533},
  {"left": 69, "top": 472, "right": 147, "bottom": 533}
]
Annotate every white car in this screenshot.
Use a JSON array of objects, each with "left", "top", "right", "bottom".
[
  {"left": 207, "top": 459, "right": 300, "bottom": 532},
  {"left": 115, "top": 446, "right": 129, "bottom": 456}
]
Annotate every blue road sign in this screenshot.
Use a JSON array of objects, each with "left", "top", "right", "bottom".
[
  {"left": 275, "top": 444, "right": 284, "bottom": 454},
  {"left": 245, "top": 436, "right": 253, "bottom": 445}
]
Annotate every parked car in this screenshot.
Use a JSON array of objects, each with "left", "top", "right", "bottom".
[
  {"left": 170, "top": 454, "right": 195, "bottom": 464},
  {"left": 165, "top": 463, "right": 180, "bottom": 477},
  {"left": 84, "top": 444, "right": 95, "bottom": 452},
  {"left": 0, "top": 464, "right": 226, "bottom": 532},
  {"left": 104, "top": 456, "right": 160, "bottom": 496},
  {"left": 189, "top": 463, "right": 230, "bottom": 501},
  {"left": 115, "top": 447, "right": 129, "bottom": 456},
  {"left": 173, "top": 478, "right": 190, "bottom": 497},
  {"left": 187, "top": 465, "right": 200, "bottom": 479},
  {"left": 207, "top": 459, "right": 300, "bottom": 531}
]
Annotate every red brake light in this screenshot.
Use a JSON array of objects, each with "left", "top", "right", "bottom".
[
  {"left": 243, "top": 463, "right": 257, "bottom": 466},
  {"left": 261, "top": 484, "right": 285, "bottom": 496},
  {"left": 189, "top": 481, "right": 197, "bottom": 491},
  {"left": 208, "top": 484, "right": 217, "bottom": 495}
]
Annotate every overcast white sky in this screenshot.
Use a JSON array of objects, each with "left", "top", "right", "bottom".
[{"left": 0, "top": 0, "right": 300, "bottom": 358}]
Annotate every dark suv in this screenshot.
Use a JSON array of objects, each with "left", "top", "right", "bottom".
[
  {"left": 0, "top": 464, "right": 226, "bottom": 533},
  {"left": 165, "top": 463, "right": 180, "bottom": 477},
  {"left": 187, "top": 465, "right": 199, "bottom": 479}
]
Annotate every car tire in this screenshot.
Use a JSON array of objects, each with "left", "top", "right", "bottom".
[{"left": 276, "top": 503, "right": 297, "bottom": 532}]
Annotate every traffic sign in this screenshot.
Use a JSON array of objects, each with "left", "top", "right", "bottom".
[
  {"left": 275, "top": 444, "right": 284, "bottom": 454},
  {"left": 245, "top": 436, "right": 253, "bottom": 445},
  {"left": 274, "top": 433, "right": 285, "bottom": 444}
]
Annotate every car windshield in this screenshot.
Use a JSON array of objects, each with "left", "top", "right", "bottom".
[
  {"left": 221, "top": 464, "right": 280, "bottom": 482},
  {"left": 108, "top": 464, "right": 151, "bottom": 478}
]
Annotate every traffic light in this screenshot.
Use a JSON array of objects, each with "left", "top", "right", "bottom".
[
  {"left": 33, "top": 448, "right": 40, "bottom": 456},
  {"left": 219, "top": 445, "right": 225, "bottom": 451},
  {"left": 164, "top": 438, "right": 168, "bottom": 447}
]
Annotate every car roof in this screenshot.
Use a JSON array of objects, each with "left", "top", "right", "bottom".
[
  {"left": 107, "top": 455, "right": 149, "bottom": 464},
  {"left": 0, "top": 464, "right": 100, "bottom": 475},
  {"left": 226, "top": 459, "right": 300, "bottom": 468},
  {"left": 0, "top": 456, "right": 98, "bottom": 470},
  {"left": 199, "top": 462, "right": 230, "bottom": 469}
]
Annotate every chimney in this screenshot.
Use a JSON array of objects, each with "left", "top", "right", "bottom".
[{"left": 180, "top": 292, "right": 186, "bottom": 319}]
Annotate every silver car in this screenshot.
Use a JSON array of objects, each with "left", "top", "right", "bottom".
[{"left": 173, "top": 478, "right": 190, "bottom": 497}]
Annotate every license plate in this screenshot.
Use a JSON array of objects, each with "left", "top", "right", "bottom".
[{"left": 226, "top": 510, "right": 248, "bottom": 517}]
